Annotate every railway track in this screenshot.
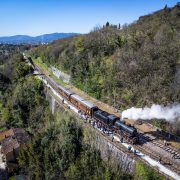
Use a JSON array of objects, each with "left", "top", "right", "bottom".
[
  {"left": 135, "top": 143, "right": 179, "bottom": 173},
  {"left": 136, "top": 135, "right": 180, "bottom": 175},
  {"left": 152, "top": 141, "right": 180, "bottom": 159},
  {"left": 139, "top": 133, "right": 180, "bottom": 159}
]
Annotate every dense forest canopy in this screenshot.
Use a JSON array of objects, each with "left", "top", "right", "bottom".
[{"left": 30, "top": 4, "right": 180, "bottom": 110}]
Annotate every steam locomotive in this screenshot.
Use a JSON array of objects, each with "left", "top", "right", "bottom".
[{"left": 57, "top": 84, "right": 138, "bottom": 144}]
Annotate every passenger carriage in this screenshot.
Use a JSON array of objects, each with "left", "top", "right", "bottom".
[
  {"left": 70, "top": 94, "right": 97, "bottom": 117},
  {"left": 58, "top": 85, "right": 74, "bottom": 101}
]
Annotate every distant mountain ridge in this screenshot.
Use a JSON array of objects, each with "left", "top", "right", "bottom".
[{"left": 0, "top": 33, "right": 79, "bottom": 44}]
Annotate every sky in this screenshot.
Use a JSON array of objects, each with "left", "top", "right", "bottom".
[{"left": 0, "top": 0, "right": 179, "bottom": 36}]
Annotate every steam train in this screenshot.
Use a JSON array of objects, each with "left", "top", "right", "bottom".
[{"left": 57, "top": 84, "right": 138, "bottom": 144}]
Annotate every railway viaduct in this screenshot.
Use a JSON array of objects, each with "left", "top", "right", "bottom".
[{"left": 45, "top": 86, "right": 136, "bottom": 174}]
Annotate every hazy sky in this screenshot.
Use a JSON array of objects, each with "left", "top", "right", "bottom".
[{"left": 0, "top": 0, "right": 178, "bottom": 36}]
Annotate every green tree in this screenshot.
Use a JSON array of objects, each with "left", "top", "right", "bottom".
[
  {"left": 133, "top": 161, "right": 165, "bottom": 180},
  {"left": 106, "top": 22, "right": 110, "bottom": 27}
]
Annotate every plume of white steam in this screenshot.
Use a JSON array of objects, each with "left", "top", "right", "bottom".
[{"left": 122, "top": 104, "right": 180, "bottom": 122}]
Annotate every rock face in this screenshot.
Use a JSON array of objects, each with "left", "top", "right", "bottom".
[
  {"left": 95, "top": 136, "right": 135, "bottom": 173},
  {"left": 84, "top": 126, "right": 135, "bottom": 173},
  {"left": 50, "top": 66, "right": 71, "bottom": 83}
]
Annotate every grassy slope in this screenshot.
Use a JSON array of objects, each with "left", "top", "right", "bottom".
[{"left": 32, "top": 56, "right": 68, "bottom": 87}]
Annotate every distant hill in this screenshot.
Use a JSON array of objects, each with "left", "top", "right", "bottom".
[{"left": 0, "top": 33, "right": 79, "bottom": 44}]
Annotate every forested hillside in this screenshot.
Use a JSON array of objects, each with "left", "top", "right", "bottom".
[
  {"left": 0, "top": 47, "right": 164, "bottom": 179},
  {"left": 30, "top": 4, "right": 180, "bottom": 110}
]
